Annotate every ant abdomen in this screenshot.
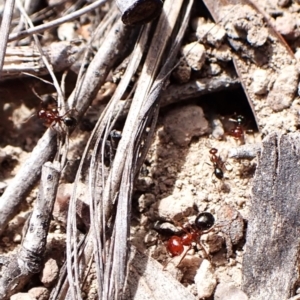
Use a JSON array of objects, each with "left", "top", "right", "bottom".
[{"left": 167, "top": 236, "right": 184, "bottom": 257}]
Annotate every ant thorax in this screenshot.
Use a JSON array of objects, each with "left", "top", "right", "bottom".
[{"left": 37, "top": 108, "right": 77, "bottom": 129}]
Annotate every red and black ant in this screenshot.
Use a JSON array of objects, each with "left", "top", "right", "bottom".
[
  {"left": 166, "top": 212, "right": 215, "bottom": 262},
  {"left": 229, "top": 115, "right": 245, "bottom": 142},
  {"left": 38, "top": 108, "right": 77, "bottom": 128},
  {"left": 208, "top": 148, "right": 225, "bottom": 180}
]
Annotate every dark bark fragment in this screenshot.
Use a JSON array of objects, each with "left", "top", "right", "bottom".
[
  {"left": 242, "top": 132, "right": 300, "bottom": 300},
  {"left": 116, "top": 0, "right": 163, "bottom": 25}
]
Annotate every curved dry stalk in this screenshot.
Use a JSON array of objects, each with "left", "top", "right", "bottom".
[
  {"left": 16, "top": 0, "right": 64, "bottom": 108},
  {"left": 61, "top": 20, "right": 135, "bottom": 300},
  {"left": 17, "top": 0, "right": 71, "bottom": 169},
  {"left": 57, "top": 23, "right": 144, "bottom": 300},
  {"left": 106, "top": 1, "right": 195, "bottom": 296},
  {"left": 105, "top": 1, "right": 193, "bottom": 296},
  {"left": 11, "top": 0, "right": 40, "bottom": 46},
  {"left": 65, "top": 1, "right": 193, "bottom": 299},
  {"left": 51, "top": 1, "right": 194, "bottom": 299},
  {"left": 0, "top": 0, "right": 15, "bottom": 75},
  {"left": 8, "top": 0, "right": 109, "bottom": 42}
]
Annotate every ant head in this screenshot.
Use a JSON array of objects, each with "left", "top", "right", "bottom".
[
  {"left": 63, "top": 117, "right": 77, "bottom": 127},
  {"left": 236, "top": 115, "right": 245, "bottom": 125},
  {"left": 195, "top": 212, "right": 215, "bottom": 231},
  {"left": 209, "top": 148, "right": 218, "bottom": 155},
  {"left": 38, "top": 109, "right": 47, "bottom": 118},
  {"left": 110, "top": 130, "right": 122, "bottom": 140}
]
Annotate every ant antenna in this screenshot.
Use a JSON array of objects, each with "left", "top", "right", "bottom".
[{"left": 31, "top": 87, "right": 46, "bottom": 103}]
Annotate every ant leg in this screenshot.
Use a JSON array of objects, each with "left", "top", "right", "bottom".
[
  {"left": 163, "top": 245, "right": 191, "bottom": 270},
  {"left": 50, "top": 120, "right": 58, "bottom": 129},
  {"left": 175, "top": 245, "right": 192, "bottom": 267},
  {"left": 60, "top": 107, "right": 78, "bottom": 118},
  {"left": 162, "top": 257, "right": 173, "bottom": 270},
  {"left": 210, "top": 171, "right": 218, "bottom": 189},
  {"left": 223, "top": 161, "right": 231, "bottom": 171},
  {"left": 197, "top": 240, "right": 212, "bottom": 261},
  {"left": 50, "top": 120, "right": 65, "bottom": 134}
]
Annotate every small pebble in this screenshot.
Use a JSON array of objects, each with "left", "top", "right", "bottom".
[
  {"left": 154, "top": 191, "right": 194, "bottom": 221},
  {"left": 277, "top": 0, "right": 290, "bottom": 8},
  {"left": 40, "top": 258, "right": 59, "bottom": 288},
  {"left": 196, "top": 22, "right": 226, "bottom": 47},
  {"left": 251, "top": 69, "right": 270, "bottom": 95},
  {"left": 154, "top": 221, "right": 181, "bottom": 235},
  {"left": 57, "top": 22, "right": 78, "bottom": 41},
  {"left": 275, "top": 12, "right": 296, "bottom": 38},
  {"left": 267, "top": 65, "right": 299, "bottom": 112},
  {"left": 138, "top": 193, "right": 156, "bottom": 212},
  {"left": 210, "top": 116, "right": 225, "bottom": 140},
  {"left": 143, "top": 230, "right": 158, "bottom": 245},
  {"left": 11, "top": 293, "right": 35, "bottom": 300},
  {"left": 28, "top": 287, "right": 50, "bottom": 300},
  {"left": 216, "top": 204, "right": 244, "bottom": 257},
  {"left": 214, "top": 283, "right": 248, "bottom": 300},
  {"left": 207, "top": 63, "right": 222, "bottom": 76},
  {"left": 164, "top": 105, "right": 209, "bottom": 147},
  {"left": 195, "top": 259, "right": 217, "bottom": 298},
  {"left": 211, "top": 44, "right": 232, "bottom": 62},
  {"left": 201, "top": 232, "right": 223, "bottom": 254},
  {"left": 247, "top": 26, "right": 268, "bottom": 47},
  {"left": 172, "top": 63, "right": 191, "bottom": 83},
  {"left": 182, "top": 42, "right": 206, "bottom": 71},
  {"left": 13, "top": 234, "right": 22, "bottom": 243}
]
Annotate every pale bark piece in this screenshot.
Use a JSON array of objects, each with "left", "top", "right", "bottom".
[
  {"left": 2, "top": 42, "right": 82, "bottom": 81},
  {"left": 125, "top": 247, "right": 197, "bottom": 300},
  {"left": 242, "top": 132, "right": 300, "bottom": 300}
]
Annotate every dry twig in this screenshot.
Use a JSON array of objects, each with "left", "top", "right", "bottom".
[
  {"left": 0, "top": 162, "right": 61, "bottom": 299},
  {"left": 0, "top": 10, "right": 133, "bottom": 235},
  {"left": 8, "top": 0, "right": 109, "bottom": 42}
]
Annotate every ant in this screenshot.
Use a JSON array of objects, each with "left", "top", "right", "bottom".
[
  {"left": 104, "top": 130, "right": 122, "bottom": 166},
  {"left": 166, "top": 212, "right": 215, "bottom": 262},
  {"left": 38, "top": 108, "right": 77, "bottom": 128},
  {"left": 229, "top": 115, "right": 245, "bottom": 142},
  {"left": 208, "top": 148, "right": 225, "bottom": 180}
]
